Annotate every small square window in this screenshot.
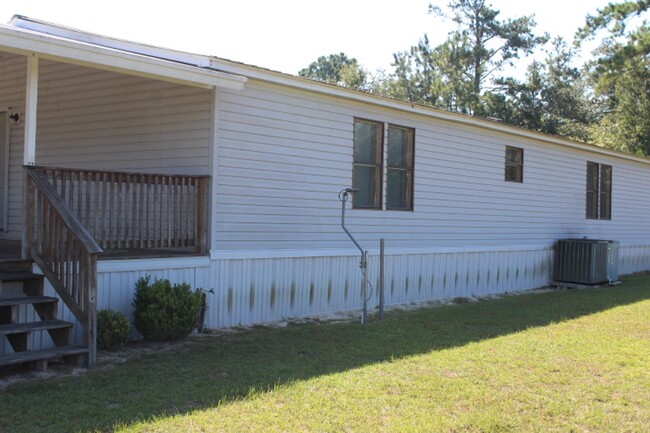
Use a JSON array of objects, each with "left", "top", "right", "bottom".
[{"left": 505, "top": 146, "right": 523, "bottom": 182}]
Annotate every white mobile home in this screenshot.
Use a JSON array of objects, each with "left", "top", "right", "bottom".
[{"left": 1, "top": 16, "right": 649, "bottom": 368}]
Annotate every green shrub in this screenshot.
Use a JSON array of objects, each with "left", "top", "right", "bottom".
[
  {"left": 132, "top": 276, "right": 204, "bottom": 341},
  {"left": 97, "top": 309, "right": 131, "bottom": 350}
]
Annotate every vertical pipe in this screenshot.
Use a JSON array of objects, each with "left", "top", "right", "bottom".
[
  {"left": 379, "top": 238, "right": 385, "bottom": 320},
  {"left": 362, "top": 250, "right": 368, "bottom": 325}
]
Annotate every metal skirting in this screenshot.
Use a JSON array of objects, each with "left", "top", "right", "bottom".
[{"left": 49, "top": 243, "right": 650, "bottom": 331}]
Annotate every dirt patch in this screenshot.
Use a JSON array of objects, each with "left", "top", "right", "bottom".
[{"left": 0, "top": 339, "right": 191, "bottom": 390}]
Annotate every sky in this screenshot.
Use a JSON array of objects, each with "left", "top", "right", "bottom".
[{"left": 0, "top": 0, "right": 614, "bottom": 76}]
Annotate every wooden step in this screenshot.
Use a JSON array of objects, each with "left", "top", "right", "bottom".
[
  {"left": 0, "top": 319, "right": 73, "bottom": 335},
  {"left": 0, "top": 296, "right": 58, "bottom": 308},
  {"left": 0, "top": 345, "right": 88, "bottom": 368},
  {"left": 0, "top": 271, "right": 43, "bottom": 283},
  {"left": 0, "top": 260, "right": 32, "bottom": 272},
  {"left": 0, "top": 296, "right": 58, "bottom": 325}
]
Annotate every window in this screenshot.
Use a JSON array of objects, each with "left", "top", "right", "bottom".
[
  {"left": 505, "top": 146, "right": 523, "bottom": 182},
  {"left": 586, "top": 162, "right": 612, "bottom": 220},
  {"left": 352, "top": 119, "right": 415, "bottom": 210},
  {"left": 387, "top": 125, "right": 414, "bottom": 210},
  {"left": 353, "top": 119, "right": 383, "bottom": 209}
]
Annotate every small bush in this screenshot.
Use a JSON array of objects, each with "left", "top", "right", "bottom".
[
  {"left": 132, "top": 276, "right": 204, "bottom": 341},
  {"left": 97, "top": 309, "right": 131, "bottom": 350}
]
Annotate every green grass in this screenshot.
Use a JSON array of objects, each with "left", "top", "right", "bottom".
[{"left": 2, "top": 275, "right": 650, "bottom": 432}]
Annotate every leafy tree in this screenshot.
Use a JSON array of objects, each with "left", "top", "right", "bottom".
[
  {"left": 541, "top": 39, "right": 593, "bottom": 141},
  {"left": 298, "top": 53, "right": 368, "bottom": 90},
  {"left": 379, "top": 35, "right": 462, "bottom": 109},
  {"left": 576, "top": 0, "right": 650, "bottom": 154},
  {"left": 497, "top": 38, "right": 592, "bottom": 140},
  {"left": 428, "top": 0, "right": 549, "bottom": 115},
  {"left": 491, "top": 60, "right": 545, "bottom": 130},
  {"left": 376, "top": 1, "right": 547, "bottom": 115}
]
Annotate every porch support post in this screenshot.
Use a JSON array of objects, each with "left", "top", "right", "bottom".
[
  {"left": 22, "top": 55, "right": 39, "bottom": 259},
  {"left": 208, "top": 87, "right": 220, "bottom": 252},
  {"left": 24, "top": 55, "right": 39, "bottom": 166}
]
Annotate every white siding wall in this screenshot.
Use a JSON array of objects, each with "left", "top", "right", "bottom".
[
  {"left": 4, "top": 56, "right": 650, "bottom": 332},
  {"left": 0, "top": 54, "right": 26, "bottom": 239},
  {"left": 193, "top": 78, "right": 650, "bottom": 329},
  {"left": 36, "top": 60, "right": 213, "bottom": 173},
  {"left": 215, "top": 80, "right": 650, "bottom": 252},
  {"left": 0, "top": 56, "right": 213, "bottom": 240}
]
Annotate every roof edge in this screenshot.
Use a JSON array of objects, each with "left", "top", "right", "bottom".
[
  {"left": 10, "top": 15, "right": 213, "bottom": 68},
  {"left": 4, "top": 15, "right": 246, "bottom": 90},
  {"left": 206, "top": 57, "right": 650, "bottom": 166}
]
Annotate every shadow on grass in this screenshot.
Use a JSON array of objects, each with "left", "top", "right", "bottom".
[{"left": 2, "top": 275, "right": 650, "bottom": 432}]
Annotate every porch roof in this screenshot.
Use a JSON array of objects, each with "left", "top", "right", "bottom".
[{"left": 0, "top": 16, "right": 247, "bottom": 91}]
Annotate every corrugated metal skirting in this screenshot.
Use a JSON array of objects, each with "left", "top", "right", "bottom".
[
  {"left": 40, "top": 244, "right": 650, "bottom": 335},
  {"left": 207, "top": 247, "right": 554, "bottom": 328}
]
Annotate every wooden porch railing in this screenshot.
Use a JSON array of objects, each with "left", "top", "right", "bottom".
[
  {"left": 25, "top": 167, "right": 102, "bottom": 367},
  {"left": 37, "top": 167, "right": 210, "bottom": 254}
]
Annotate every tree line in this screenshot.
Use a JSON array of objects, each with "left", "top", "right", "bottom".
[{"left": 298, "top": 0, "right": 650, "bottom": 156}]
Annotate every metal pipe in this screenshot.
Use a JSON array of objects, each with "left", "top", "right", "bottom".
[
  {"left": 339, "top": 189, "right": 364, "bottom": 256},
  {"left": 379, "top": 238, "right": 385, "bottom": 320},
  {"left": 339, "top": 188, "right": 368, "bottom": 324},
  {"left": 362, "top": 250, "right": 368, "bottom": 324}
]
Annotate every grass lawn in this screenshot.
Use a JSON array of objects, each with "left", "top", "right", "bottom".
[{"left": 1, "top": 275, "right": 650, "bottom": 432}]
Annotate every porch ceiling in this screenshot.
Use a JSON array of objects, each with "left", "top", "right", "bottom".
[{"left": 0, "top": 22, "right": 246, "bottom": 91}]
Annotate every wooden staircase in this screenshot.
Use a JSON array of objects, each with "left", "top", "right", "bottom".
[{"left": 0, "top": 260, "right": 88, "bottom": 371}]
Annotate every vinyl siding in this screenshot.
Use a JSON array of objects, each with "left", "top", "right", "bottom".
[
  {"left": 214, "top": 79, "right": 650, "bottom": 252},
  {"left": 36, "top": 59, "right": 213, "bottom": 172},
  {"left": 0, "top": 54, "right": 26, "bottom": 239},
  {"left": 0, "top": 56, "right": 213, "bottom": 239}
]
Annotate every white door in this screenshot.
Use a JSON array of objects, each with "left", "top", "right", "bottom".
[{"left": 0, "top": 111, "right": 7, "bottom": 231}]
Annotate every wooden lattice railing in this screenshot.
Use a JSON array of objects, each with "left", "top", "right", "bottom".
[
  {"left": 38, "top": 167, "right": 210, "bottom": 253},
  {"left": 25, "top": 167, "right": 102, "bottom": 367}
]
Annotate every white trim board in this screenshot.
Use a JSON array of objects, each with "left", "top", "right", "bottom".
[
  {"left": 0, "top": 24, "right": 246, "bottom": 91},
  {"left": 98, "top": 256, "right": 211, "bottom": 273},
  {"left": 10, "top": 15, "right": 214, "bottom": 68},
  {"left": 210, "top": 244, "right": 555, "bottom": 260}
]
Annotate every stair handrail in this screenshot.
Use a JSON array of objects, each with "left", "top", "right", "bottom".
[{"left": 24, "top": 166, "right": 102, "bottom": 367}]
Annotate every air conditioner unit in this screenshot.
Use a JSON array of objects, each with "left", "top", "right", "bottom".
[{"left": 554, "top": 239, "right": 619, "bottom": 285}]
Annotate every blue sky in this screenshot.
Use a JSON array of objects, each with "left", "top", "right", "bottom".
[{"left": 0, "top": 0, "right": 613, "bottom": 75}]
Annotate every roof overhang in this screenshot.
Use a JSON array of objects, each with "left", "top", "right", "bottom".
[{"left": 0, "top": 21, "right": 246, "bottom": 91}]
